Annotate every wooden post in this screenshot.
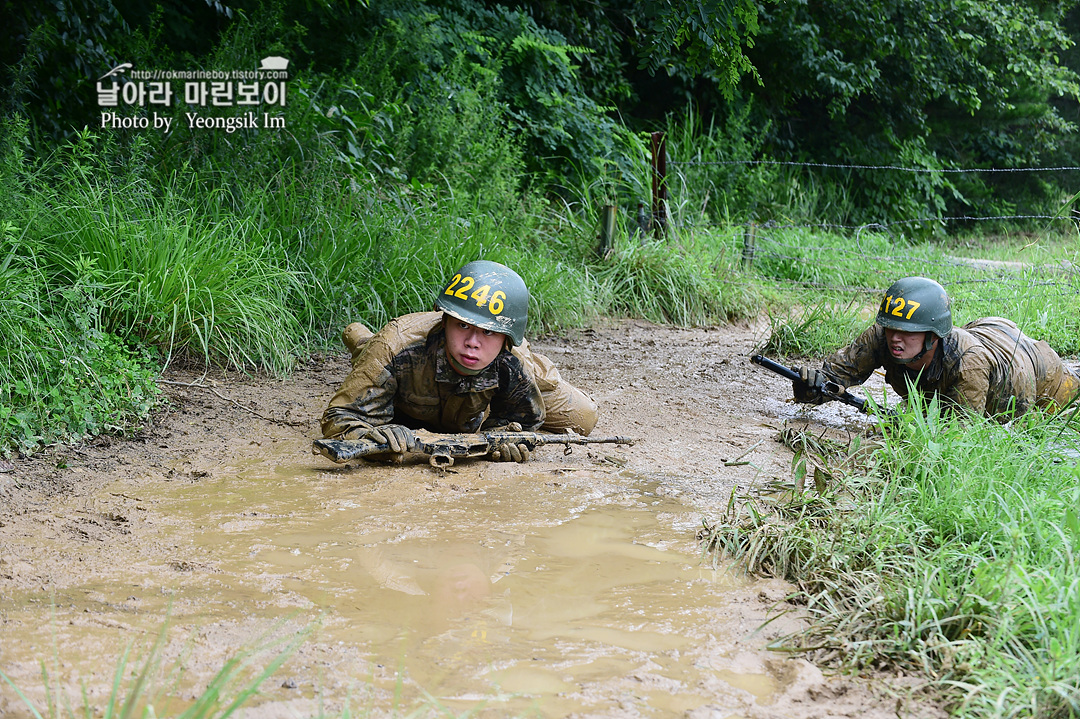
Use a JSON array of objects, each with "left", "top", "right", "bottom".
[
  {"left": 597, "top": 204, "right": 617, "bottom": 258},
  {"left": 635, "top": 200, "right": 650, "bottom": 241},
  {"left": 741, "top": 223, "right": 757, "bottom": 268},
  {"left": 650, "top": 131, "right": 668, "bottom": 238}
]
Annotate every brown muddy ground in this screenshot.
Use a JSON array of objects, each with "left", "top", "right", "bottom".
[{"left": 0, "top": 319, "right": 944, "bottom": 719}]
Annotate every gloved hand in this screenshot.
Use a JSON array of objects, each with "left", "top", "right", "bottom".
[
  {"left": 486, "top": 422, "right": 532, "bottom": 463},
  {"left": 491, "top": 442, "right": 531, "bottom": 463},
  {"left": 792, "top": 367, "right": 839, "bottom": 405},
  {"left": 364, "top": 424, "right": 417, "bottom": 454}
]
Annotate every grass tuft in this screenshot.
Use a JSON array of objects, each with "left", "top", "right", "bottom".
[
  {"left": 701, "top": 396, "right": 1080, "bottom": 717},
  {"left": 1, "top": 619, "right": 310, "bottom": 719}
]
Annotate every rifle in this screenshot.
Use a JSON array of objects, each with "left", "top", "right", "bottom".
[
  {"left": 750, "top": 354, "right": 891, "bottom": 416},
  {"left": 312, "top": 429, "right": 636, "bottom": 467}
]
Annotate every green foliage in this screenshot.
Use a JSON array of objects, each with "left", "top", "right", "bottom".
[
  {"left": 584, "top": 214, "right": 761, "bottom": 324},
  {"left": 0, "top": 224, "right": 161, "bottom": 455},
  {"left": 0, "top": 0, "right": 128, "bottom": 138},
  {"left": 0, "top": 321, "right": 160, "bottom": 457},
  {"left": 738, "top": 0, "right": 1080, "bottom": 225},
  {"left": 124, "top": 7, "right": 318, "bottom": 191},
  {"left": 7, "top": 0, "right": 1080, "bottom": 225},
  {"left": 748, "top": 227, "right": 926, "bottom": 290},
  {"left": 24, "top": 131, "right": 306, "bottom": 376},
  {"left": 0, "top": 0, "right": 235, "bottom": 141},
  {"left": 665, "top": 102, "right": 776, "bottom": 225},
  {"left": 353, "top": 0, "right": 632, "bottom": 191},
  {"left": 594, "top": 240, "right": 726, "bottom": 325},
  {"left": 3, "top": 128, "right": 161, "bottom": 457},
  {"left": 702, "top": 398, "right": 1080, "bottom": 716},
  {"left": 294, "top": 77, "right": 408, "bottom": 183},
  {"left": 637, "top": 0, "right": 761, "bottom": 95},
  {"left": 760, "top": 301, "right": 869, "bottom": 358}
]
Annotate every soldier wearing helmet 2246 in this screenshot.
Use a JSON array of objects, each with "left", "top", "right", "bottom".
[
  {"left": 321, "top": 260, "right": 598, "bottom": 462},
  {"left": 793, "top": 277, "right": 1080, "bottom": 419}
]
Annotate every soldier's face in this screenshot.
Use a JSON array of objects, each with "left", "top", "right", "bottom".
[
  {"left": 884, "top": 328, "right": 927, "bottom": 361},
  {"left": 445, "top": 319, "right": 506, "bottom": 372}
]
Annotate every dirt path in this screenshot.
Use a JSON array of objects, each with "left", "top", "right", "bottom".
[{"left": 0, "top": 319, "right": 942, "bottom": 718}]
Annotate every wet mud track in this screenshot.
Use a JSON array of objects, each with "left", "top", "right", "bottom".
[{"left": 0, "top": 319, "right": 943, "bottom": 718}]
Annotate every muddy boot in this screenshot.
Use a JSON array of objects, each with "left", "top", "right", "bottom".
[{"left": 342, "top": 322, "right": 374, "bottom": 361}]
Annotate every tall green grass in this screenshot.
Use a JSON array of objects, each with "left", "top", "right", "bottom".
[
  {"left": 590, "top": 231, "right": 759, "bottom": 325},
  {"left": 28, "top": 185, "right": 306, "bottom": 376},
  {"left": 1, "top": 219, "right": 161, "bottom": 454},
  {"left": 702, "top": 394, "right": 1080, "bottom": 718},
  {"left": 759, "top": 300, "right": 872, "bottom": 357}
]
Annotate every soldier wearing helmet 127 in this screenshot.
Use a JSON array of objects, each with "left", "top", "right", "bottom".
[
  {"left": 793, "top": 277, "right": 1080, "bottom": 419},
  {"left": 321, "top": 260, "right": 598, "bottom": 462}
]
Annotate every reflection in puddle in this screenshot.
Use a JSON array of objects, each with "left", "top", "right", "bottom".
[{"left": 1, "top": 445, "right": 789, "bottom": 716}]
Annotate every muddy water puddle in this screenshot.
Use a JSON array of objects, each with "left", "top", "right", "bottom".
[{"left": 1, "top": 441, "right": 784, "bottom": 717}]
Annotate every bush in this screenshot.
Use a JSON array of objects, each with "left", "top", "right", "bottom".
[{"left": 0, "top": 249, "right": 161, "bottom": 455}]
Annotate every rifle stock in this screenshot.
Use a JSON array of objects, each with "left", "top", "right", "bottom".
[
  {"left": 313, "top": 430, "right": 636, "bottom": 467},
  {"left": 750, "top": 354, "right": 888, "bottom": 416}
]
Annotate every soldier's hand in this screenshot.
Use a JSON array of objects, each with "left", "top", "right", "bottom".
[
  {"left": 487, "top": 422, "right": 523, "bottom": 433},
  {"left": 793, "top": 367, "right": 833, "bottom": 404},
  {"left": 487, "top": 422, "right": 530, "bottom": 462},
  {"left": 366, "top": 424, "right": 417, "bottom": 454},
  {"left": 491, "top": 442, "right": 531, "bottom": 463}
]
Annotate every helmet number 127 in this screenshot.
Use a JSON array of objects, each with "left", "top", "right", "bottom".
[{"left": 881, "top": 296, "right": 921, "bottom": 320}]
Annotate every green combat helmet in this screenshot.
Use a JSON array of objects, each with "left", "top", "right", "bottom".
[
  {"left": 876, "top": 276, "right": 952, "bottom": 362},
  {"left": 434, "top": 260, "right": 529, "bottom": 346}
]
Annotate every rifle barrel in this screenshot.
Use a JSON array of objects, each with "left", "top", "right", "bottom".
[
  {"left": 751, "top": 354, "right": 800, "bottom": 382},
  {"left": 750, "top": 354, "right": 878, "bottom": 415},
  {"left": 532, "top": 434, "right": 636, "bottom": 446}
]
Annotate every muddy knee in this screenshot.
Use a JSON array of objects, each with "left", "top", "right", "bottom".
[
  {"left": 342, "top": 322, "right": 374, "bottom": 361},
  {"left": 541, "top": 386, "right": 599, "bottom": 435}
]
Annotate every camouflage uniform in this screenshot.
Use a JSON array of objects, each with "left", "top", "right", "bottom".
[
  {"left": 321, "top": 311, "right": 598, "bottom": 439},
  {"left": 821, "top": 317, "right": 1080, "bottom": 419}
]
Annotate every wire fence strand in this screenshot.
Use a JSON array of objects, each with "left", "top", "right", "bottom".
[
  {"left": 669, "top": 159, "right": 1080, "bottom": 174},
  {"left": 649, "top": 159, "right": 1080, "bottom": 303},
  {"left": 627, "top": 157, "right": 1080, "bottom": 352}
]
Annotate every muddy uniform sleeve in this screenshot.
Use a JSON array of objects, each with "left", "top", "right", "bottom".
[
  {"left": 944, "top": 349, "right": 993, "bottom": 416},
  {"left": 481, "top": 354, "right": 546, "bottom": 431},
  {"left": 821, "top": 325, "right": 890, "bottom": 388},
  {"left": 320, "top": 334, "right": 400, "bottom": 439}
]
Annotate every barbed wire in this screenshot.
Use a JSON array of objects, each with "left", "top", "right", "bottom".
[
  {"left": 653, "top": 159, "right": 1080, "bottom": 303},
  {"left": 716, "top": 266, "right": 1080, "bottom": 300},
  {"left": 704, "top": 216, "right": 1080, "bottom": 302},
  {"left": 745, "top": 232, "right": 1076, "bottom": 275},
  {"left": 669, "top": 159, "right": 1080, "bottom": 173},
  {"left": 677, "top": 214, "right": 1074, "bottom": 234}
]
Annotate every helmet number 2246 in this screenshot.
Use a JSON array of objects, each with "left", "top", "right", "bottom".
[{"left": 444, "top": 274, "right": 506, "bottom": 315}]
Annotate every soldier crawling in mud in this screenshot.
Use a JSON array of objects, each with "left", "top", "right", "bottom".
[
  {"left": 792, "top": 276, "right": 1080, "bottom": 419},
  {"left": 321, "top": 260, "right": 598, "bottom": 462}
]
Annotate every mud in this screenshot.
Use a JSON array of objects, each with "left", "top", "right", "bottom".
[{"left": 0, "top": 319, "right": 943, "bottom": 718}]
